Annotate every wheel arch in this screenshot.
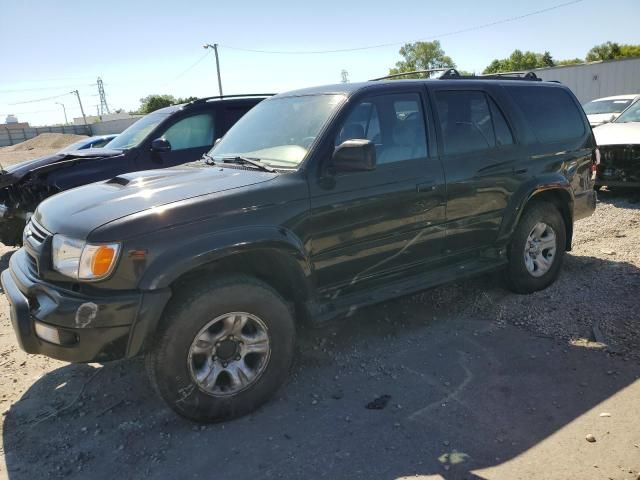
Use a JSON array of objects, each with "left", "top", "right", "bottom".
[{"left": 500, "top": 178, "right": 574, "bottom": 251}]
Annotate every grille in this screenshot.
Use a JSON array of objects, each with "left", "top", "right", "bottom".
[
  {"left": 599, "top": 145, "right": 639, "bottom": 169},
  {"left": 25, "top": 218, "right": 50, "bottom": 246}
]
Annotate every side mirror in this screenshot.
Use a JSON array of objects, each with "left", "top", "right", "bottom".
[
  {"left": 330, "top": 139, "right": 376, "bottom": 173},
  {"left": 151, "top": 138, "right": 171, "bottom": 152}
]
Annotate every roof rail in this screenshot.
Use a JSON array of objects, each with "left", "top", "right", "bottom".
[
  {"left": 439, "top": 69, "right": 541, "bottom": 81},
  {"left": 369, "top": 68, "right": 452, "bottom": 81},
  {"left": 189, "top": 93, "right": 276, "bottom": 104}
]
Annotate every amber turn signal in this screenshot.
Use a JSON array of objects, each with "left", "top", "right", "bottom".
[{"left": 91, "top": 245, "right": 116, "bottom": 276}]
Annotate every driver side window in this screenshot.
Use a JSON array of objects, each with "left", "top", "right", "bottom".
[
  {"left": 161, "top": 113, "right": 215, "bottom": 151},
  {"left": 335, "top": 93, "right": 428, "bottom": 165}
]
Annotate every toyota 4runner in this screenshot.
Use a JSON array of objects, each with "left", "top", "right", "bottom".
[{"left": 2, "top": 71, "right": 597, "bottom": 422}]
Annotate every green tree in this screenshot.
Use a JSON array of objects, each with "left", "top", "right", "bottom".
[
  {"left": 483, "top": 49, "right": 549, "bottom": 74},
  {"left": 586, "top": 41, "right": 622, "bottom": 61},
  {"left": 389, "top": 41, "right": 455, "bottom": 78},
  {"left": 137, "top": 95, "right": 200, "bottom": 114},
  {"left": 555, "top": 58, "right": 583, "bottom": 66},
  {"left": 586, "top": 42, "right": 640, "bottom": 61},
  {"left": 138, "top": 94, "right": 178, "bottom": 113},
  {"left": 619, "top": 44, "right": 640, "bottom": 57}
]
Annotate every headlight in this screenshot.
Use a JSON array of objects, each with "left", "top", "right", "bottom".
[{"left": 52, "top": 235, "right": 120, "bottom": 280}]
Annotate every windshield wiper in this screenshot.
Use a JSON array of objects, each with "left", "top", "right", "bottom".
[{"left": 217, "top": 156, "right": 276, "bottom": 173}]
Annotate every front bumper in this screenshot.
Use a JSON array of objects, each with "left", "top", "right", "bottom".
[
  {"left": 596, "top": 145, "right": 640, "bottom": 187},
  {"left": 1, "top": 248, "right": 170, "bottom": 363}
]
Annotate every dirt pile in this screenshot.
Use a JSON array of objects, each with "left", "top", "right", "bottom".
[{"left": 2, "top": 133, "right": 87, "bottom": 152}]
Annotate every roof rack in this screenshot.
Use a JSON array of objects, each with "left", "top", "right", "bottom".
[
  {"left": 190, "top": 93, "right": 276, "bottom": 104},
  {"left": 369, "top": 68, "right": 452, "bottom": 81},
  {"left": 439, "top": 69, "right": 540, "bottom": 81}
]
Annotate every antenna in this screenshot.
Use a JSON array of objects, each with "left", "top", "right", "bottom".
[{"left": 97, "top": 77, "right": 111, "bottom": 115}]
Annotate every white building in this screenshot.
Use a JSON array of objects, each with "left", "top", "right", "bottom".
[{"left": 532, "top": 57, "right": 640, "bottom": 104}]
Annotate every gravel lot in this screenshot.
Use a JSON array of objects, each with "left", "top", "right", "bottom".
[{"left": 0, "top": 189, "right": 638, "bottom": 480}]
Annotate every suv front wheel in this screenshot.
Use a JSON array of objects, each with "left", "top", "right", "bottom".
[
  {"left": 146, "top": 275, "right": 295, "bottom": 422},
  {"left": 505, "top": 201, "right": 566, "bottom": 294}
]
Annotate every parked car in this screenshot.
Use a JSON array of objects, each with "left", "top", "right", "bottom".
[
  {"left": 0, "top": 94, "right": 272, "bottom": 245},
  {"left": 2, "top": 71, "right": 597, "bottom": 422},
  {"left": 593, "top": 99, "right": 640, "bottom": 188},
  {"left": 57, "top": 134, "right": 118, "bottom": 153},
  {"left": 582, "top": 94, "right": 640, "bottom": 127}
]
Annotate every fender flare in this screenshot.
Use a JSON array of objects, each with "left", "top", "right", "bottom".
[
  {"left": 497, "top": 174, "right": 574, "bottom": 247},
  {"left": 138, "top": 225, "right": 313, "bottom": 293}
]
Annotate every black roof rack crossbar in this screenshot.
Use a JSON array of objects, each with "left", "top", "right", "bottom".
[
  {"left": 190, "top": 93, "right": 276, "bottom": 104},
  {"left": 439, "top": 69, "right": 541, "bottom": 81},
  {"left": 369, "top": 68, "right": 452, "bottom": 81}
]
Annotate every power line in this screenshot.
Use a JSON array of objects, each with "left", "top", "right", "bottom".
[
  {"left": 0, "top": 84, "right": 90, "bottom": 94},
  {"left": 9, "top": 92, "right": 72, "bottom": 105},
  {"left": 219, "top": 0, "right": 585, "bottom": 54},
  {"left": 161, "top": 49, "right": 212, "bottom": 87}
]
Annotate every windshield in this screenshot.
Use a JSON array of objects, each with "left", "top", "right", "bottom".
[
  {"left": 615, "top": 101, "right": 640, "bottom": 123},
  {"left": 105, "top": 112, "right": 170, "bottom": 150},
  {"left": 583, "top": 99, "right": 633, "bottom": 115},
  {"left": 210, "top": 94, "right": 345, "bottom": 167}
]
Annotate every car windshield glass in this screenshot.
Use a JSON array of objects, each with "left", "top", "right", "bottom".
[
  {"left": 615, "top": 101, "right": 640, "bottom": 123},
  {"left": 210, "top": 94, "right": 345, "bottom": 167},
  {"left": 583, "top": 99, "right": 633, "bottom": 115},
  {"left": 58, "top": 138, "right": 90, "bottom": 153},
  {"left": 105, "top": 112, "right": 170, "bottom": 150}
]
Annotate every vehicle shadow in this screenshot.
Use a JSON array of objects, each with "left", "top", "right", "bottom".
[
  {"left": 3, "top": 254, "right": 639, "bottom": 479},
  {"left": 597, "top": 186, "right": 640, "bottom": 208}
]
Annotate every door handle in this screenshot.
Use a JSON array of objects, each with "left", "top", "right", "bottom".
[
  {"left": 514, "top": 167, "right": 528, "bottom": 175},
  {"left": 417, "top": 181, "right": 437, "bottom": 192}
]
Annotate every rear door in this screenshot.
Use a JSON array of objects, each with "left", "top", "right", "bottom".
[
  {"left": 431, "top": 87, "right": 523, "bottom": 256},
  {"left": 308, "top": 90, "right": 446, "bottom": 294}
]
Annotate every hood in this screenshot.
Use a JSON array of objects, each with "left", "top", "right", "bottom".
[
  {"left": 34, "top": 166, "right": 276, "bottom": 240},
  {"left": 0, "top": 148, "right": 122, "bottom": 185},
  {"left": 593, "top": 122, "right": 640, "bottom": 146},
  {"left": 587, "top": 113, "right": 619, "bottom": 126}
]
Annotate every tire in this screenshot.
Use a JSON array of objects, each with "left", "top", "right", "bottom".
[
  {"left": 505, "top": 201, "right": 566, "bottom": 294},
  {"left": 146, "top": 275, "right": 295, "bottom": 423}
]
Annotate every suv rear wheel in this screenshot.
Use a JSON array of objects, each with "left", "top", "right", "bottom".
[
  {"left": 146, "top": 275, "right": 295, "bottom": 422},
  {"left": 505, "top": 201, "right": 566, "bottom": 294}
]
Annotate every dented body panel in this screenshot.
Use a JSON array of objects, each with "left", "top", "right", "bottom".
[{"left": 2, "top": 79, "right": 596, "bottom": 364}]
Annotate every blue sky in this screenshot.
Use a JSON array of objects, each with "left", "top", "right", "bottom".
[{"left": 1, "top": 0, "right": 638, "bottom": 126}]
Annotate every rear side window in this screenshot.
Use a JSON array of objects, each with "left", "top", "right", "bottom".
[
  {"left": 505, "top": 86, "right": 585, "bottom": 143},
  {"left": 435, "top": 91, "right": 513, "bottom": 155}
]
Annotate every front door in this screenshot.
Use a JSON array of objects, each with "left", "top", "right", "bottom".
[
  {"left": 308, "top": 91, "right": 446, "bottom": 295},
  {"left": 151, "top": 112, "right": 216, "bottom": 167}
]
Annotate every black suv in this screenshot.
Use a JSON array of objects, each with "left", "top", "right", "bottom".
[
  {"left": 2, "top": 72, "right": 597, "bottom": 422},
  {"left": 0, "top": 94, "right": 271, "bottom": 245}
]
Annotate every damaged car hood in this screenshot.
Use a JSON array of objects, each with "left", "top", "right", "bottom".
[
  {"left": 0, "top": 148, "right": 123, "bottom": 187},
  {"left": 594, "top": 122, "right": 640, "bottom": 146},
  {"left": 33, "top": 166, "right": 277, "bottom": 240}
]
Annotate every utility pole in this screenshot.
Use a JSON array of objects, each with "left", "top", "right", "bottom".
[
  {"left": 71, "top": 90, "right": 88, "bottom": 126},
  {"left": 55, "top": 102, "right": 68, "bottom": 124},
  {"left": 203, "top": 43, "right": 223, "bottom": 96}
]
